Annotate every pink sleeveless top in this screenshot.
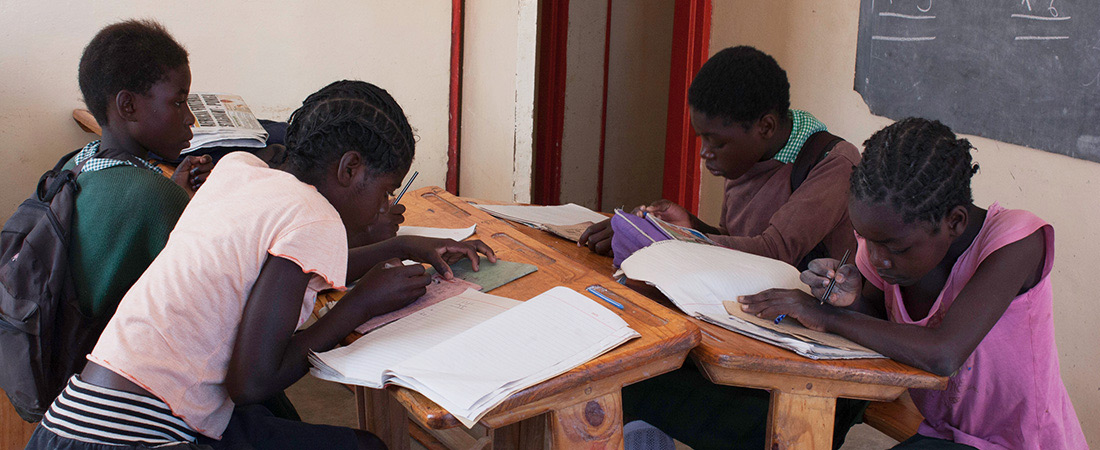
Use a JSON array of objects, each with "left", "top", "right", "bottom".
[{"left": 856, "top": 204, "right": 1086, "bottom": 449}]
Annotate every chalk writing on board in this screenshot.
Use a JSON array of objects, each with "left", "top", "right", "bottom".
[{"left": 856, "top": 0, "right": 1100, "bottom": 162}]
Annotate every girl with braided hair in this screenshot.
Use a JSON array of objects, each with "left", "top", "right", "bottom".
[
  {"left": 28, "top": 80, "right": 495, "bottom": 450},
  {"left": 740, "top": 118, "right": 1085, "bottom": 449}
]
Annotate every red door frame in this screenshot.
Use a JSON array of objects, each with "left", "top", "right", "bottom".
[
  {"left": 446, "top": 0, "right": 465, "bottom": 195},
  {"left": 662, "top": 0, "right": 711, "bottom": 214},
  {"left": 533, "top": 0, "right": 570, "bottom": 205}
]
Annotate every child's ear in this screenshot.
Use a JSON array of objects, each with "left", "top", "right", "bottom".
[
  {"left": 335, "top": 151, "right": 364, "bottom": 187},
  {"left": 755, "top": 113, "right": 778, "bottom": 140},
  {"left": 115, "top": 91, "right": 138, "bottom": 122},
  {"left": 944, "top": 205, "right": 969, "bottom": 238}
]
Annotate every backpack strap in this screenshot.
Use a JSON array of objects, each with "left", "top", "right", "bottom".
[
  {"left": 790, "top": 130, "right": 843, "bottom": 192},
  {"left": 789, "top": 130, "right": 845, "bottom": 271}
]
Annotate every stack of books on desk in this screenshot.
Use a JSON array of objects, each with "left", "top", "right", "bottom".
[
  {"left": 309, "top": 287, "right": 639, "bottom": 427},
  {"left": 620, "top": 240, "right": 883, "bottom": 360},
  {"left": 183, "top": 93, "right": 268, "bottom": 154}
]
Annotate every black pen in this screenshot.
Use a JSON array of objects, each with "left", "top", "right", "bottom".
[
  {"left": 774, "top": 248, "right": 850, "bottom": 324},
  {"left": 392, "top": 171, "right": 418, "bottom": 205}
]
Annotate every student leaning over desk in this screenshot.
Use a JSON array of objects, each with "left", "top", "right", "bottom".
[
  {"left": 590, "top": 46, "right": 867, "bottom": 449},
  {"left": 740, "top": 118, "right": 1088, "bottom": 449},
  {"left": 26, "top": 80, "right": 497, "bottom": 450}
]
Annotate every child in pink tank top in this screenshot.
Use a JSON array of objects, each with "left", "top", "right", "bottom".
[{"left": 739, "top": 118, "right": 1086, "bottom": 449}]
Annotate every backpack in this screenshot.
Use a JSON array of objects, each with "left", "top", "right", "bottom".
[
  {"left": 609, "top": 130, "right": 845, "bottom": 270},
  {"left": 0, "top": 146, "right": 138, "bottom": 422}
]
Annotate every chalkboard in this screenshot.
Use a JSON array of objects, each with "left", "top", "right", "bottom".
[{"left": 855, "top": 0, "right": 1100, "bottom": 163}]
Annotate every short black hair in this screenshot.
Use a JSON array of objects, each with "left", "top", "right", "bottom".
[
  {"left": 78, "top": 19, "right": 189, "bottom": 125},
  {"left": 851, "top": 118, "right": 980, "bottom": 224},
  {"left": 688, "top": 46, "right": 790, "bottom": 127},
  {"left": 283, "top": 80, "right": 415, "bottom": 184}
]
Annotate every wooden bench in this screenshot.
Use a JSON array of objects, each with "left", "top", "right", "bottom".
[{"left": 863, "top": 391, "right": 923, "bottom": 442}]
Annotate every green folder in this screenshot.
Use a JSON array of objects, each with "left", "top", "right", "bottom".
[{"left": 427, "top": 256, "right": 538, "bottom": 292}]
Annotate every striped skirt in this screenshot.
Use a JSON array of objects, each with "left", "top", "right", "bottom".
[{"left": 37, "top": 375, "right": 198, "bottom": 446}]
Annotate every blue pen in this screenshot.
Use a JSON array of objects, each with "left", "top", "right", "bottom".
[
  {"left": 586, "top": 285, "right": 625, "bottom": 310},
  {"left": 392, "top": 170, "right": 419, "bottom": 205},
  {"left": 775, "top": 249, "right": 851, "bottom": 324}
]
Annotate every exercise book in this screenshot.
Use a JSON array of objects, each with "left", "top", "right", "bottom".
[
  {"left": 472, "top": 203, "right": 607, "bottom": 241},
  {"left": 619, "top": 240, "right": 882, "bottom": 360},
  {"left": 309, "top": 287, "right": 639, "bottom": 427}
]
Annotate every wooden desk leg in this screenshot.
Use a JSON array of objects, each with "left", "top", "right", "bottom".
[
  {"left": 491, "top": 414, "right": 547, "bottom": 450},
  {"left": 357, "top": 387, "right": 411, "bottom": 450},
  {"left": 766, "top": 390, "right": 835, "bottom": 450},
  {"left": 548, "top": 391, "right": 623, "bottom": 450}
]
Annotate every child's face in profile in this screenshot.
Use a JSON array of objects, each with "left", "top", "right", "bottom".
[
  {"left": 849, "top": 198, "right": 955, "bottom": 286},
  {"left": 690, "top": 108, "right": 770, "bottom": 180},
  {"left": 130, "top": 64, "right": 194, "bottom": 160},
  {"left": 345, "top": 169, "right": 407, "bottom": 236}
]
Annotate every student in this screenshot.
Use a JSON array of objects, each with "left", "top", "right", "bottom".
[
  {"left": 740, "top": 118, "right": 1088, "bottom": 449},
  {"left": 611, "top": 46, "right": 866, "bottom": 450},
  {"left": 26, "top": 80, "right": 496, "bottom": 449},
  {"left": 579, "top": 45, "right": 859, "bottom": 271},
  {"left": 67, "top": 20, "right": 214, "bottom": 321}
]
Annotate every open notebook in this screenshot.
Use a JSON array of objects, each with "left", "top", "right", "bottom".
[
  {"left": 472, "top": 203, "right": 607, "bottom": 241},
  {"left": 309, "top": 287, "right": 639, "bottom": 427},
  {"left": 619, "top": 240, "right": 882, "bottom": 360}
]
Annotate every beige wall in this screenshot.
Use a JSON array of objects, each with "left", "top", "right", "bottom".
[
  {"left": 0, "top": 1, "right": 452, "bottom": 223},
  {"left": 558, "top": 0, "right": 608, "bottom": 209},
  {"left": 458, "top": 0, "right": 539, "bottom": 202},
  {"left": 703, "top": 1, "right": 1099, "bottom": 445},
  {"left": 599, "top": 0, "right": 673, "bottom": 212}
]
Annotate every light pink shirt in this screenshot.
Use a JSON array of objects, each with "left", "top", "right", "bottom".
[
  {"left": 89, "top": 152, "right": 348, "bottom": 438},
  {"left": 857, "top": 203, "right": 1086, "bottom": 449}
]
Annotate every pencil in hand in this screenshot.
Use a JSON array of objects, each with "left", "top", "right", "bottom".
[{"left": 774, "top": 249, "right": 851, "bottom": 324}]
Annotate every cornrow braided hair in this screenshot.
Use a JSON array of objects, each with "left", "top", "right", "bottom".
[
  {"left": 284, "top": 80, "right": 415, "bottom": 183},
  {"left": 851, "top": 118, "right": 980, "bottom": 224}
]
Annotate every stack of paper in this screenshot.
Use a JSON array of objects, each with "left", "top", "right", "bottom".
[
  {"left": 472, "top": 203, "right": 607, "bottom": 241},
  {"left": 184, "top": 93, "right": 267, "bottom": 154},
  {"left": 620, "top": 240, "right": 881, "bottom": 360},
  {"left": 310, "top": 287, "right": 639, "bottom": 427}
]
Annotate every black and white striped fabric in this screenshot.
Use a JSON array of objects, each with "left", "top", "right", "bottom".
[{"left": 40, "top": 376, "right": 198, "bottom": 446}]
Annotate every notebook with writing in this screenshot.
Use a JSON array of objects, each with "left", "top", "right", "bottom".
[
  {"left": 619, "top": 240, "right": 881, "bottom": 360},
  {"left": 309, "top": 287, "right": 640, "bottom": 427}
]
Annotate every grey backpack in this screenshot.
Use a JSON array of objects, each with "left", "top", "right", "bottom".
[{"left": 0, "top": 147, "right": 135, "bottom": 422}]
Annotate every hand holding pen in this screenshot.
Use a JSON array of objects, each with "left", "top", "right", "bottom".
[{"left": 774, "top": 249, "right": 851, "bottom": 324}]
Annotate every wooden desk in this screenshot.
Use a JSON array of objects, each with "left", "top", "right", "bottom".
[
  {"left": 335, "top": 187, "right": 699, "bottom": 449},
  {"left": 504, "top": 217, "right": 948, "bottom": 450}
]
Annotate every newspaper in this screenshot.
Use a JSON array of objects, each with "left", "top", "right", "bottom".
[{"left": 184, "top": 93, "right": 268, "bottom": 154}]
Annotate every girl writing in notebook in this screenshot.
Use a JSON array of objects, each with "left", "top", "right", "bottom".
[
  {"left": 739, "top": 118, "right": 1086, "bottom": 449},
  {"left": 27, "top": 80, "right": 495, "bottom": 450}
]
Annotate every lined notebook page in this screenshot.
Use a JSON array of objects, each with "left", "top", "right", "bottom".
[
  {"left": 385, "top": 286, "right": 639, "bottom": 427},
  {"left": 309, "top": 289, "right": 519, "bottom": 387},
  {"left": 473, "top": 203, "right": 607, "bottom": 227}
]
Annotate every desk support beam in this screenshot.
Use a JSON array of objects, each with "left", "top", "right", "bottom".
[
  {"left": 767, "top": 391, "right": 835, "bottom": 449},
  {"left": 549, "top": 391, "right": 623, "bottom": 450},
  {"left": 359, "top": 386, "right": 412, "bottom": 450}
]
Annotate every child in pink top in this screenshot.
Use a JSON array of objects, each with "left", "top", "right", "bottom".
[
  {"left": 739, "top": 118, "right": 1086, "bottom": 449},
  {"left": 28, "top": 80, "right": 495, "bottom": 450}
]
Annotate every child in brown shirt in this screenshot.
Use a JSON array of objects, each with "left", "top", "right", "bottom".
[
  {"left": 580, "top": 46, "right": 858, "bottom": 271},
  {"left": 606, "top": 46, "right": 865, "bottom": 450}
]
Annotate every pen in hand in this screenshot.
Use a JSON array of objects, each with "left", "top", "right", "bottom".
[
  {"left": 392, "top": 170, "right": 418, "bottom": 205},
  {"left": 774, "top": 248, "right": 851, "bottom": 324}
]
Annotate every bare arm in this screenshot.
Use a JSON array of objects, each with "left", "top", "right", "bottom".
[
  {"left": 741, "top": 230, "right": 1045, "bottom": 376},
  {"left": 225, "top": 255, "right": 429, "bottom": 404}
]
